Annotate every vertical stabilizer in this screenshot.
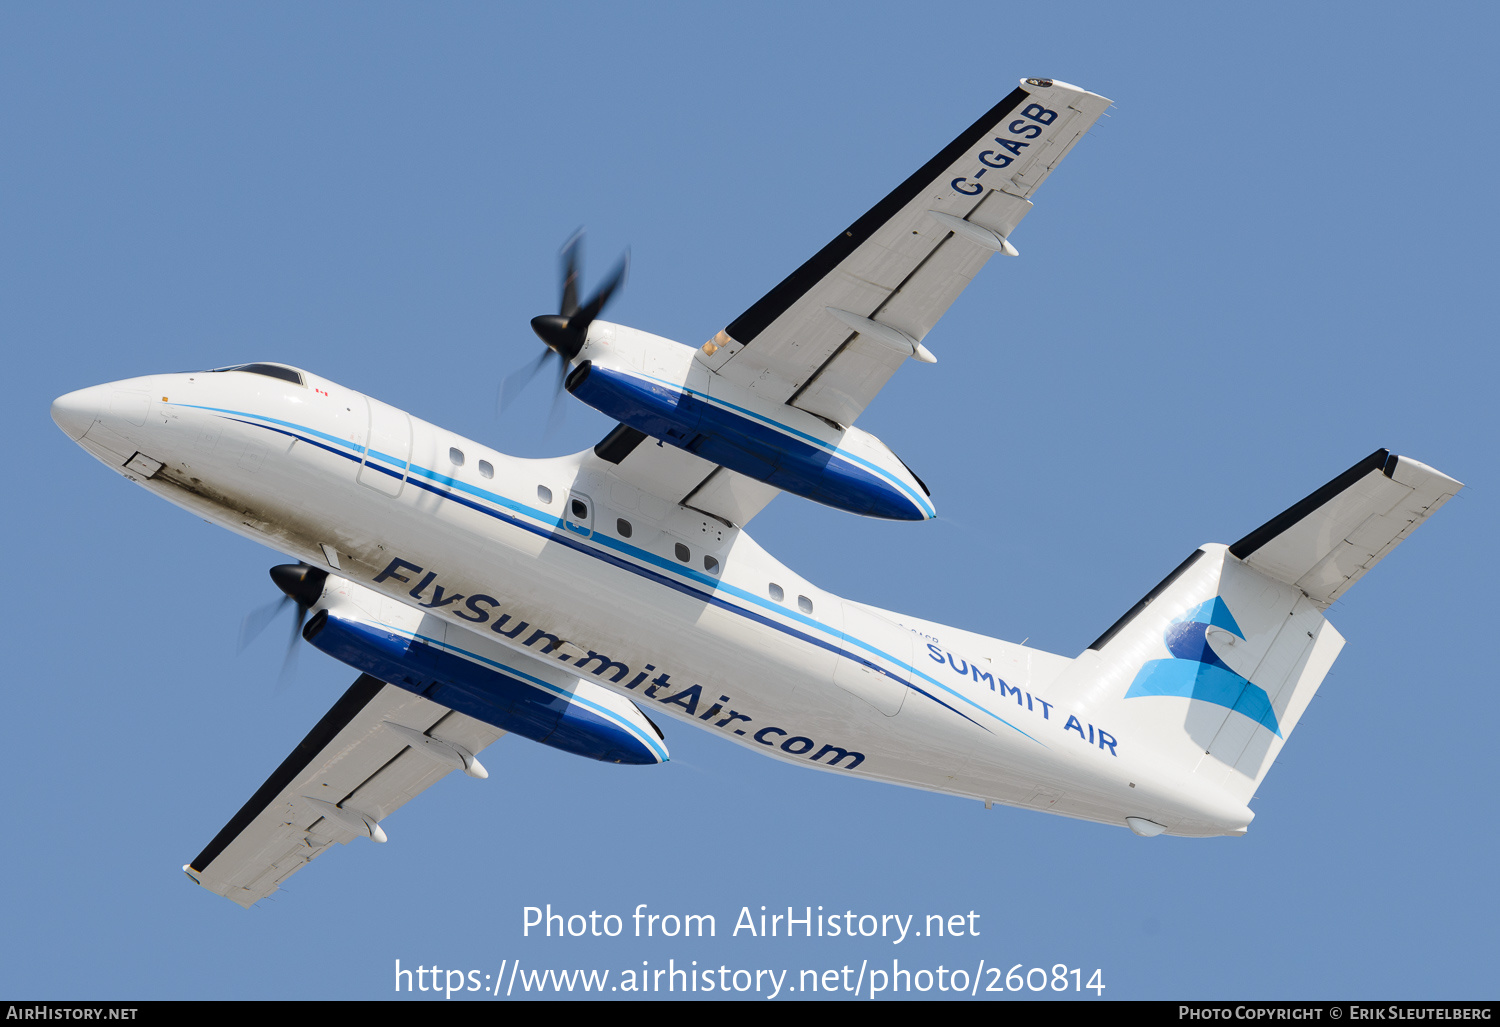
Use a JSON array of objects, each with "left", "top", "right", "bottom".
[
  {"left": 1079, "top": 545, "right": 1344, "bottom": 808},
  {"left": 1059, "top": 450, "right": 1459, "bottom": 821}
]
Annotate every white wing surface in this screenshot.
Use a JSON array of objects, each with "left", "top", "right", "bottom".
[
  {"left": 698, "top": 77, "right": 1112, "bottom": 426},
  {"left": 587, "top": 424, "right": 782, "bottom": 527},
  {"left": 185, "top": 675, "right": 503, "bottom": 908},
  {"left": 588, "top": 78, "right": 1110, "bottom": 525}
]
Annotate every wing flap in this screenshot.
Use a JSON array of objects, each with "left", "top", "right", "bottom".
[
  {"left": 592, "top": 429, "right": 717, "bottom": 501},
  {"left": 588, "top": 430, "right": 781, "bottom": 528},
  {"left": 679, "top": 465, "right": 782, "bottom": 527},
  {"left": 791, "top": 227, "right": 995, "bottom": 424},
  {"left": 789, "top": 331, "right": 909, "bottom": 426},
  {"left": 185, "top": 675, "right": 503, "bottom": 908},
  {"left": 1228, "top": 451, "right": 1461, "bottom": 608}
]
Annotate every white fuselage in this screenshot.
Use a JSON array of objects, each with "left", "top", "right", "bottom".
[{"left": 52, "top": 364, "right": 1254, "bottom": 837}]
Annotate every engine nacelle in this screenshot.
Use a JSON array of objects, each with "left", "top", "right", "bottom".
[
  {"left": 302, "top": 578, "right": 667, "bottom": 765},
  {"left": 568, "top": 323, "right": 934, "bottom": 521}
]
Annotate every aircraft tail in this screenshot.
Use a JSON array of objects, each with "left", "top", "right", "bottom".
[{"left": 1072, "top": 450, "right": 1460, "bottom": 813}]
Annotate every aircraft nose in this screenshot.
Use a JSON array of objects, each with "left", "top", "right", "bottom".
[{"left": 51, "top": 385, "right": 108, "bottom": 441}]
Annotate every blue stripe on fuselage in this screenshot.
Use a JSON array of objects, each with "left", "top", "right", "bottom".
[{"left": 175, "top": 402, "right": 1038, "bottom": 743}]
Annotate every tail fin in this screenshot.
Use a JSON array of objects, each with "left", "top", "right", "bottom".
[{"left": 1078, "top": 450, "right": 1460, "bottom": 813}]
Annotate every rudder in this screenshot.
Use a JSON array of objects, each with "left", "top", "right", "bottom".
[
  {"left": 1084, "top": 544, "right": 1344, "bottom": 807},
  {"left": 1071, "top": 449, "right": 1458, "bottom": 816}
]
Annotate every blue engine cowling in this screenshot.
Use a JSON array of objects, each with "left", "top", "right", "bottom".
[
  {"left": 566, "top": 361, "right": 934, "bottom": 521},
  {"left": 303, "top": 607, "right": 666, "bottom": 765}
]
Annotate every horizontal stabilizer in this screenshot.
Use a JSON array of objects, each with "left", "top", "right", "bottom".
[{"left": 1228, "top": 450, "right": 1461, "bottom": 608}]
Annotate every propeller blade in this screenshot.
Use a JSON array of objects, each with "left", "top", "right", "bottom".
[
  {"left": 514, "top": 231, "right": 630, "bottom": 410},
  {"left": 277, "top": 602, "right": 305, "bottom": 691},
  {"left": 239, "top": 563, "right": 325, "bottom": 691},
  {"left": 498, "top": 349, "right": 552, "bottom": 414},
  {"left": 559, "top": 228, "right": 583, "bottom": 318},
  {"left": 530, "top": 248, "right": 629, "bottom": 360},
  {"left": 238, "top": 595, "right": 291, "bottom": 653},
  {"left": 545, "top": 350, "right": 570, "bottom": 437},
  {"left": 570, "top": 250, "right": 629, "bottom": 330}
]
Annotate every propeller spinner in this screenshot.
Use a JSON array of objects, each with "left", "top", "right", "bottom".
[
  {"left": 238, "top": 563, "right": 329, "bottom": 686},
  {"left": 501, "top": 230, "right": 628, "bottom": 414}
]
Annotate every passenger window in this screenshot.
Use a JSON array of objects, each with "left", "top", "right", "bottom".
[
  {"left": 769, "top": 583, "right": 784, "bottom": 602},
  {"left": 616, "top": 518, "right": 633, "bottom": 538},
  {"left": 703, "top": 555, "right": 719, "bottom": 575},
  {"left": 674, "top": 543, "right": 690, "bottom": 563},
  {"left": 798, "top": 595, "right": 814, "bottom": 615},
  {"left": 572, "top": 498, "right": 589, "bottom": 519},
  {"left": 449, "top": 447, "right": 465, "bottom": 466},
  {"left": 478, "top": 460, "right": 494, "bottom": 479},
  {"left": 537, "top": 485, "right": 552, "bottom": 504}
]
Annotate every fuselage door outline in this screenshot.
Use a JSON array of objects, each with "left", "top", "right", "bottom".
[
  {"left": 565, "top": 492, "right": 594, "bottom": 538},
  {"left": 358, "top": 395, "right": 412, "bottom": 498}
]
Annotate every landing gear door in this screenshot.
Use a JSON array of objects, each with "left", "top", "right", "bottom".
[{"left": 358, "top": 396, "right": 412, "bottom": 497}]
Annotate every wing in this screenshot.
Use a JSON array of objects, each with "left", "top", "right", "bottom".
[
  {"left": 1229, "top": 450, "right": 1462, "bottom": 608},
  {"left": 697, "top": 77, "right": 1112, "bottom": 425},
  {"left": 184, "top": 675, "right": 503, "bottom": 907},
  {"left": 587, "top": 78, "right": 1110, "bottom": 527},
  {"left": 587, "top": 424, "right": 782, "bottom": 528}
]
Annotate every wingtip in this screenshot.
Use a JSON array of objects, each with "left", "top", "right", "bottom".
[
  {"left": 1383, "top": 453, "right": 1464, "bottom": 492},
  {"left": 1020, "top": 77, "right": 1112, "bottom": 104}
]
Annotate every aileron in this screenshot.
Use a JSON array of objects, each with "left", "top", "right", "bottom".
[{"left": 185, "top": 675, "right": 503, "bottom": 908}]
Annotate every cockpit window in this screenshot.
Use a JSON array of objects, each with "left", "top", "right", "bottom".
[{"left": 207, "top": 363, "right": 305, "bottom": 386}]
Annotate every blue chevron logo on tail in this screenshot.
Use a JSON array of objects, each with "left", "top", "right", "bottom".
[{"left": 1124, "top": 597, "right": 1283, "bottom": 737}]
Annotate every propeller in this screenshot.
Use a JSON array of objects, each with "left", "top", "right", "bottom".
[
  {"left": 500, "top": 230, "right": 628, "bottom": 417},
  {"left": 238, "top": 563, "right": 328, "bottom": 686}
]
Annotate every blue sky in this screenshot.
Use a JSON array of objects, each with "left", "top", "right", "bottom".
[{"left": 4, "top": 2, "right": 1495, "bottom": 1001}]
